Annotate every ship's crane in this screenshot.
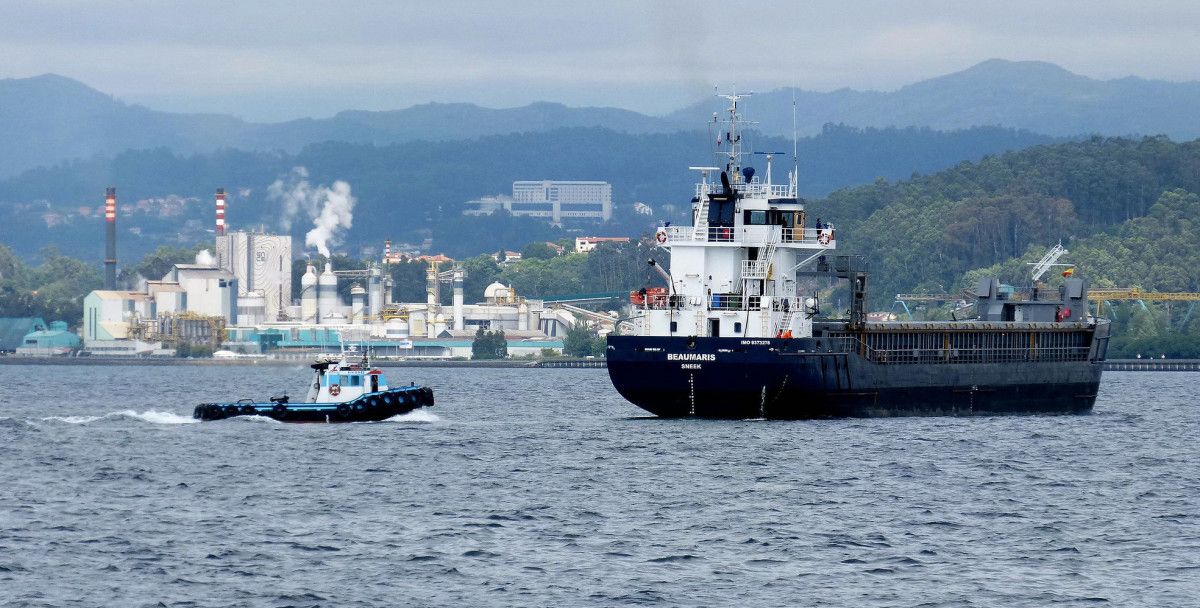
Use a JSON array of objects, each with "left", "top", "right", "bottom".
[{"left": 1028, "top": 243, "right": 1069, "bottom": 282}]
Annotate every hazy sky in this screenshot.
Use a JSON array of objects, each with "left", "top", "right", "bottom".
[{"left": 3, "top": 0, "right": 1200, "bottom": 121}]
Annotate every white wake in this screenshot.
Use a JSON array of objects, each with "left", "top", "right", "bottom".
[{"left": 41, "top": 410, "right": 198, "bottom": 425}]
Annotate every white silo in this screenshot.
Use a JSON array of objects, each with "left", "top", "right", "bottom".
[
  {"left": 350, "top": 284, "right": 366, "bottom": 324},
  {"left": 452, "top": 267, "right": 465, "bottom": 331},
  {"left": 300, "top": 264, "right": 318, "bottom": 323},
  {"left": 530, "top": 301, "right": 544, "bottom": 334},
  {"left": 410, "top": 310, "right": 427, "bottom": 338},
  {"left": 385, "top": 317, "right": 410, "bottom": 339},
  {"left": 518, "top": 301, "right": 529, "bottom": 331},
  {"left": 318, "top": 262, "right": 338, "bottom": 324},
  {"left": 368, "top": 265, "right": 384, "bottom": 322}
]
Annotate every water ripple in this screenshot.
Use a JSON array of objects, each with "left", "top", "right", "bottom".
[{"left": 0, "top": 366, "right": 1196, "bottom": 606}]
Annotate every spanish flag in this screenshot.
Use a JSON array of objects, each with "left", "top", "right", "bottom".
[{"left": 1062, "top": 267, "right": 1075, "bottom": 277}]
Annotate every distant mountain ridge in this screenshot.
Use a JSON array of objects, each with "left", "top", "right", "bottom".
[
  {"left": 0, "top": 76, "right": 680, "bottom": 178},
  {"left": 4, "top": 59, "right": 1200, "bottom": 178},
  {"left": 670, "top": 60, "right": 1200, "bottom": 139}
]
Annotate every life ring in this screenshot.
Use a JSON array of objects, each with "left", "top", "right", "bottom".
[
  {"left": 329, "top": 384, "right": 341, "bottom": 397},
  {"left": 656, "top": 231, "right": 667, "bottom": 244},
  {"left": 817, "top": 231, "right": 832, "bottom": 246}
]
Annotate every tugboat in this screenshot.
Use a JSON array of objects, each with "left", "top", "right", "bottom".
[
  {"left": 193, "top": 349, "right": 433, "bottom": 422},
  {"left": 606, "top": 93, "right": 1109, "bottom": 418}
]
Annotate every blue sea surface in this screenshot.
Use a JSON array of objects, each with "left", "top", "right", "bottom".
[{"left": 0, "top": 365, "right": 1197, "bottom": 607}]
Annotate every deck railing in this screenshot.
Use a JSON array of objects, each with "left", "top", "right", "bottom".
[
  {"left": 695, "top": 182, "right": 792, "bottom": 198},
  {"left": 663, "top": 225, "right": 835, "bottom": 246}
]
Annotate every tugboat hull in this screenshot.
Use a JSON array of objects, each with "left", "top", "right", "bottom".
[
  {"left": 607, "top": 336, "right": 1101, "bottom": 419},
  {"left": 194, "top": 386, "right": 434, "bottom": 423}
]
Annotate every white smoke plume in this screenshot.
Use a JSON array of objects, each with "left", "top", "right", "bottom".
[
  {"left": 195, "top": 249, "right": 216, "bottom": 266},
  {"left": 267, "top": 167, "right": 356, "bottom": 257}
]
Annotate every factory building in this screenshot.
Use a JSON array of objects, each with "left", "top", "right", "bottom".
[
  {"left": 15, "top": 321, "right": 81, "bottom": 356},
  {"left": 80, "top": 181, "right": 577, "bottom": 358},
  {"left": 82, "top": 290, "right": 163, "bottom": 355},
  {"left": 216, "top": 230, "right": 292, "bottom": 323},
  {"left": 161, "top": 265, "right": 238, "bottom": 324}
]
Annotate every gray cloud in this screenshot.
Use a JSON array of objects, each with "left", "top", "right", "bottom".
[{"left": 2, "top": 0, "right": 1199, "bottom": 120}]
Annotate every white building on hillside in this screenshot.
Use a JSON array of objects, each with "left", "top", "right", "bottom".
[
  {"left": 465, "top": 181, "right": 613, "bottom": 223},
  {"left": 512, "top": 180, "right": 612, "bottom": 223}
]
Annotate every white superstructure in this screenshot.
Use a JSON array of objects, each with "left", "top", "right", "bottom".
[{"left": 634, "top": 94, "right": 837, "bottom": 340}]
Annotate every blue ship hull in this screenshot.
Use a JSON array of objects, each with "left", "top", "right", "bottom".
[
  {"left": 607, "top": 335, "right": 1104, "bottom": 419},
  {"left": 194, "top": 386, "right": 433, "bottom": 423}
]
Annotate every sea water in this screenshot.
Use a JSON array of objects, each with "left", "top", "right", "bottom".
[{"left": 0, "top": 365, "right": 1197, "bottom": 607}]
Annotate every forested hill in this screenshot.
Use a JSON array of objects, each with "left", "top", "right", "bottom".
[
  {"left": 0, "top": 124, "right": 1056, "bottom": 262},
  {"left": 671, "top": 60, "right": 1200, "bottom": 140},
  {"left": 807, "top": 135, "right": 1200, "bottom": 311}
]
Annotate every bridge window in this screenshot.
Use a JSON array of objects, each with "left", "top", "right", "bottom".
[
  {"left": 349, "top": 375, "right": 361, "bottom": 387},
  {"left": 744, "top": 210, "right": 769, "bottom": 225}
]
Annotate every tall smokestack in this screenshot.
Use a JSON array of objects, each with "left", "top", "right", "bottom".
[
  {"left": 215, "top": 188, "right": 226, "bottom": 235},
  {"left": 104, "top": 187, "right": 117, "bottom": 289},
  {"left": 383, "top": 239, "right": 392, "bottom": 264}
]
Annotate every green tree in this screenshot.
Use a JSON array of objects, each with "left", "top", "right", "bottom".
[
  {"left": 126, "top": 243, "right": 212, "bottom": 283},
  {"left": 471, "top": 327, "right": 508, "bottom": 359},
  {"left": 521, "top": 242, "right": 557, "bottom": 260},
  {"left": 563, "top": 322, "right": 598, "bottom": 357}
]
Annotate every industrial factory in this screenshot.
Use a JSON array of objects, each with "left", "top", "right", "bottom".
[{"left": 79, "top": 187, "right": 573, "bottom": 358}]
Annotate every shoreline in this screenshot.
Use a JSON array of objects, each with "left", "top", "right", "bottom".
[
  {"left": 1, "top": 357, "right": 1195, "bottom": 371},
  {"left": 0, "top": 356, "right": 606, "bottom": 369}
]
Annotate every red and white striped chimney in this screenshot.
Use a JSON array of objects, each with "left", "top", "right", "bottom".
[
  {"left": 384, "top": 239, "right": 392, "bottom": 263},
  {"left": 215, "top": 188, "right": 227, "bottom": 235},
  {"left": 104, "top": 187, "right": 117, "bottom": 289}
]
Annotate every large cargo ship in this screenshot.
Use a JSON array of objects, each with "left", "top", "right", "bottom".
[{"left": 606, "top": 94, "right": 1109, "bottom": 418}]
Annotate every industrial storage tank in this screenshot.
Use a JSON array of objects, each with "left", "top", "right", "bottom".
[
  {"left": 368, "top": 265, "right": 384, "bottom": 321},
  {"left": 300, "top": 264, "right": 318, "bottom": 323},
  {"left": 350, "top": 284, "right": 366, "bottom": 324},
  {"left": 318, "top": 263, "right": 338, "bottom": 324},
  {"left": 385, "top": 317, "right": 410, "bottom": 339}
]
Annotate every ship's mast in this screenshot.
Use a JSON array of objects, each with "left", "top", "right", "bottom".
[{"left": 715, "top": 92, "right": 752, "bottom": 181}]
